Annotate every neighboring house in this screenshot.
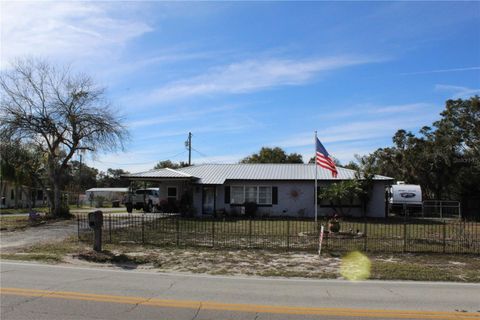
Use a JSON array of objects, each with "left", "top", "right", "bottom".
[
  {"left": 0, "top": 180, "right": 47, "bottom": 209},
  {"left": 123, "top": 164, "right": 393, "bottom": 218},
  {"left": 85, "top": 188, "right": 129, "bottom": 203}
]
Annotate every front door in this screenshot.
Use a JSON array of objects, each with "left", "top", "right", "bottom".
[{"left": 202, "top": 186, "right": 215, "bottom": 215}]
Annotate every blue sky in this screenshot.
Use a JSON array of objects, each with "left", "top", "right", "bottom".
[{"left": 2, "top": 1, "right": 480, "bottom": 173}]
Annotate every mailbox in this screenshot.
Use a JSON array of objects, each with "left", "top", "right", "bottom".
[{"left": 88, "top": 210, "right": 103, "bottom": 229}]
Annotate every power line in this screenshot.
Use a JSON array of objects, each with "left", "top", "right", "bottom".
[
  {"left": 92, "top": 150, "right": 188, "bottom": 166},
  {"left": 191, "top": 147, "right": 209, "bottom": 159}
]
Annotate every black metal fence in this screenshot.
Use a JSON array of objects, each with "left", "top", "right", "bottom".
[{"left": 77, "top": 214, "right": 480, "bottom": 254}]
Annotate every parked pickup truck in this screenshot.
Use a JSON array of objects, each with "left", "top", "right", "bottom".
[{"left": 124, "top": 188, "right": 160, "bottom": 213}]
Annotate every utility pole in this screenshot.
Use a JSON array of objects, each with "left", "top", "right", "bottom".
[
  {"left": 185, "top": 132, "right": 192, "bottom": 166},
  {"left": 77, "top": 153, "right": 82, "bottom": 208}
]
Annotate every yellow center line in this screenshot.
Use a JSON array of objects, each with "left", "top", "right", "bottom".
[{"left": 1, "top": 287, "right": 479, "bottom": 319}]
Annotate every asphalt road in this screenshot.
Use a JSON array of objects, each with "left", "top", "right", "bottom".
[{"left": 1, "top": 261, "right": 479, "bottom": 320}]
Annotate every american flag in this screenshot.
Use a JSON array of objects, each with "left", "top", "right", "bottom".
[{"left": 316, "top": 137, "right": 338, "bottom": 178}]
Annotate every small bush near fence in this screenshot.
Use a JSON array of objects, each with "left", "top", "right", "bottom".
[{"left": 77, "top": 215, "right": 480, "bottom": 254}]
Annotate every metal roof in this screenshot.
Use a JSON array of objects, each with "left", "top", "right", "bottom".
[
  {"left": 122, "top": 167, "right": 193, "bottom": 180},
  {"left": 123, "top": 164, "right": 393, "bottom": 185},
  {"left": 86, "top": 188, "right": 129, "bottom": 192}
]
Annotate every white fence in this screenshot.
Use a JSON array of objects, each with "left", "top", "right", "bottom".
[{"left": 422, "top": 200, "right": 461, "bottom": 219}]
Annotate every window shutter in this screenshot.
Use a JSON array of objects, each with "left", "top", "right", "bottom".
[
  {"left": 272, "top": 187, "right": 278, "bottom": 205},
  {"left": 224, "top": 186, "right": 230, "bottom": 204}
]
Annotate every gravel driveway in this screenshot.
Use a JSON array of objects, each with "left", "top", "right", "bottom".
[{"left": 0, "top": 220, "right": 77, "bottom": 251}]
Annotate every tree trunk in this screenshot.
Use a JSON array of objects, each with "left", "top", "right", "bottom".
[
  {"left": 52, "top": 177, "right": 62, "bottom": 217},
  {"left": 22, "top": 187, "right": 32, "bottom": 211},
  {"left": 48, "top": 165, "right": 63, "bottom": 217}
]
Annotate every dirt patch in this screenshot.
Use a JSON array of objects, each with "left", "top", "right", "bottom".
[
  {"left": 69, "top": 245, "right": 341, "bottom": 278},
  {"left": 2, "top": 238, "right": 480, "bottom": 282}
]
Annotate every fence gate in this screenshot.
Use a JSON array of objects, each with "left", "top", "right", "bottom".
[{"left": 422, "top": 200, "right": 461, "bottom": 219}]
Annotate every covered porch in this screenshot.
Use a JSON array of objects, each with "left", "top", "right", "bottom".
[{"left": 122, "top": 169, "right": 216, "bottom": 216}]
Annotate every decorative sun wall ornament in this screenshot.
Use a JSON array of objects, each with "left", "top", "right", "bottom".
[{"left": 289, "top": 188, "right": 303, "bottom": 201}]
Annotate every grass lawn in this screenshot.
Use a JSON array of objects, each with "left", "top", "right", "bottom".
[
  {"left": 2, "top": 237, "right": 479, "bottom": 282},
  {"left": 371, "top": 254, "right": 480, "bottom": 282},
  {"left": 0, "top": 215, "right": 59, "bottom": 232},
  {"left": 0, "top": 207, "right": 49, "bottom": 215},
  {"left": 0, "top": 237, "right": 84, "bottom": 263}
]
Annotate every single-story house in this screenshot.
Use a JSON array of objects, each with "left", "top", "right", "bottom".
[
  {"left": 85, "top": 188, "right": 129, "bottom": 203},
  {"left": 1, "top": 180, "right": 47, "bottom": 209},
  {"left": 122, "top": 164, "right": 393, "bottom": 218}
]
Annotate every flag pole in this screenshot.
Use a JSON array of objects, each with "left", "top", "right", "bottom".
[{"left": 314, "top": 131, "right": 318, "bottom": 224}]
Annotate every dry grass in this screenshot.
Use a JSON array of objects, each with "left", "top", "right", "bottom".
[
  {"left": 2, "top": 238, "right": 480, "bottom": 282},
  {"left": 0, "top": 215, "right": 55, "bottom": 232}
]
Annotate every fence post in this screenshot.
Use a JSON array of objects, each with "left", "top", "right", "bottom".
[
  {"left": 443, "top": 220, "right": 446, "bottom": 253},
  {"left": 175, "top": 217, "right": 180, "bottom": 246},
  {"left": 249, "top": 219, "right": 252, "bottom": 248},
  {"left": 212, "top": 219, "right": 215, "bottom": 247},
  {"left": 286, "top": 219, "right": 290, "bottom": 250},
  {"left": 109, "top": 215, "right": 112, "bottom": 243},
  {"left": 440, "top": 201, "right": 443, "bottom": 219},
  {"left": 77, "top": 215, "right": 80, "bottom": 241},
  {"left": 363, "top": 218, "right": 368, "bottom": 252},
  {"left": 141, "top": 215, "right": 145, "bottom": 244},
  {"left": 403, "top": 219, "right": 407, "bottom": 253}
]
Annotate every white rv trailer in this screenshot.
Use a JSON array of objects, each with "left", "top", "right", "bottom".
[
  {"left": 388, "top": 183, "right": 422, "bottom": 215},
  {"left": 388, "top": 183, "right": 422, "bottom": 205}
]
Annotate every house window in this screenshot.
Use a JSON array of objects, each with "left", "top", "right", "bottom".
[
  {"left": 230, "top": 185, "right": 273, "bottom": 205},
  {"left": 167, "top": 187, "right": 177, "bottom": 200},
  {"left": 258, "top": 186, "right": 272, "bottom": 204},
  {"left": 245, "top": 186, "right": 257, "bottom": 202},
  {"left": 231, "top": 186, "right": 244, "bottom": 204}
]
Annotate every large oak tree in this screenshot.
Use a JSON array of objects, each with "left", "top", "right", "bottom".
[{"left": 0, "top": 59, "right": 128, "bottom": 217}]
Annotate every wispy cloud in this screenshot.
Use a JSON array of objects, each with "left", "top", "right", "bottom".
[
  {"left": 275, "top": 102, "right": 438, "bottom": 149},
  {"left": 435, "top": 84, "right": 480, "bottom": 99},
  {"left": 100, "top": 49, "right": 226, "bottom": 82},
  {"left": 136, "top": 55, "right": 378, "bottom": 103},
  {"left": 1, "top": 2, "right": 152, "bottom": 68},
  {"left": 322, "top": 103, "right": 433, "bottom": 120},
  {"left": 400, "top": 66, "right": 480, "bottom": 76},
  {"left": 127, "top": 105, "right": 238, "bottom": 128},
  {"left": 136, "top": 121, "right": 256, "bottom": 142}
]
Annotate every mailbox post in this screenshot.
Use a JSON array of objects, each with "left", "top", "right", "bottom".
[{"left": 88, "top": 210, "right": 103, "bottom": 252}]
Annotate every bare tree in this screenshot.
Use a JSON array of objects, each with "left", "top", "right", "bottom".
[{"left": 0, "top": 58, "right": 128, "bottom": 217}]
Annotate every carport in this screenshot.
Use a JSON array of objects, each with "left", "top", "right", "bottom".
[{"left": 121, "top": 168, "right": 198, "bottom": 213}]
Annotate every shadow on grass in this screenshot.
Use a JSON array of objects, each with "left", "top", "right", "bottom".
[{"left": 75, "top": 250, "right": 154, "bottom": 270}]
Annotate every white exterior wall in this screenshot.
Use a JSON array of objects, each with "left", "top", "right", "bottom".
[
  {"left": 367, "top": 181, "right": 388, "bottom": 218},
  {"left": 192, "top": 180, "right": 388, "bottom": 218}
]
